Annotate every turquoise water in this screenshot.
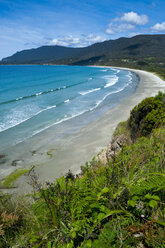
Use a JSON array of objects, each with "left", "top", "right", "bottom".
[{"left": 0, "top": 65, "right": 138, "bottom": 151}]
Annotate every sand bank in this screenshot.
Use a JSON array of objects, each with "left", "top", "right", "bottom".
[{"left": 2, "top": 67, "right": 165, "bottom": 193}]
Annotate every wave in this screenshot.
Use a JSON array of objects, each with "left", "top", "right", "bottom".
[
  {"left": 0, "top": 86, "right": 67, "bottom": 106},
  {"left": 104, "top": 75, "right": 119, "bottom": 88},
  {"left": 0, "top": 68, "right": 133, "bottom": 135},
  {"left": 0, "top": 78, "right": 90, "bottom": 106},
  {"left": 36, "top": 92, "right": 42, "bottom": 96},
  {"left": 111, "top": 68, "right": 120, "bottom": 74},
  {"left": 0, "top": 75, "right": 130, "bottom": 133},
  {"left": 79, "top": 88, "right": 101, "bottom": 96},
  {"left": 1, "top": 78, "right": 132, "bottom": 140},
  {"left": 0, "top": 69, "right": 120, "bottom": 107},
  {"left": 91, "top": 82, "right": 130, "bottom": 111},
  {"left": 0, "top": 105, "right": 57, "bottom": 133},
  {"left": 127, "top": 71, "right": 133, "bottom": 83},
  {"left": 33, "top": 82, "right": 131, "bottom": 136}
]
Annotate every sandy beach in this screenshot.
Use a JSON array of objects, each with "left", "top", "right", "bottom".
[{"left": 1, "top": 67, "right": 165, "bottom": 193}]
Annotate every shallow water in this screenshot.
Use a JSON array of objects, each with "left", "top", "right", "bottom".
[{"left": 0, "top": 65, "right": 138, "bottom": 152}]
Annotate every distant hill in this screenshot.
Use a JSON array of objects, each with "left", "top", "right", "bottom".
[{"left": 1, "top": 34, "right": 165, "bottom": 65}]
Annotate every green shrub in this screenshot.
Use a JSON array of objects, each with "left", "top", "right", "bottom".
[{"left": 129, "top": 91, "right": 165, "bottom": 141}]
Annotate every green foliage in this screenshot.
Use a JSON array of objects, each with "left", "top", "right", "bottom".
[
  {"left": 24, "top": 125, "right": 164, "bottom": 247},
  {"left": 129, "top": 91, "right": 165, "bottom": 141},
  {"left": 1, "top": 168, "right": 30, "bottom": 187},
  {"left": 1, "top": 92, "right": 165, "bottom": 247},
  {"left": 0, "top": 194, "right": 36, "bottom": 247},
  {"left": 113, "top": 121, "right": 129, "bottom": 137},
  {"left": 47, "top": 149, "right": 55, "bottom": 158}
]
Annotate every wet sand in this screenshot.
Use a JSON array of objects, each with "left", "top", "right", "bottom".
[{"left": 1, "top": 67, "right": 165, "bottom": 193}]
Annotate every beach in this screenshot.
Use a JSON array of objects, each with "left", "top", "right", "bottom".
[{"left": 1, "top": 67, "right": 165, "bottom": 193}]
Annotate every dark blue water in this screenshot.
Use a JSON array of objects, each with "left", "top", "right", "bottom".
[{"left": 0, "top": 65, "right": 138, "bottom": 151}]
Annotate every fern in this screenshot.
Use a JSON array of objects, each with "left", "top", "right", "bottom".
[{"left": 131, "top": 174, "right": 165, "bottom": 195}]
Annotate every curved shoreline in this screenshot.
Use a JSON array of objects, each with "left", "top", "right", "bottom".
[{"left": 1, "top": 66, "right": 165, "bottom": 193}]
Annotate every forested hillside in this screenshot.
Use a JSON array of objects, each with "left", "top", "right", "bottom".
[{"left": 1, "top": 35, "right": 165, "bottom": 66}]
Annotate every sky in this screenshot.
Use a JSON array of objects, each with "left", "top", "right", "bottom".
[{"left": 0, "top": 0, "right": 165, "bottom": 59}]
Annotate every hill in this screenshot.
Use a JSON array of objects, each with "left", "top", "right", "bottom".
[{"left": 1, "top": 34, "right": 165, "bottom": 66}]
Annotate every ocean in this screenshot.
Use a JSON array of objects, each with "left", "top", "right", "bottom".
[{"left": 0, "top": 65, "right": 138, "bottom": 154}]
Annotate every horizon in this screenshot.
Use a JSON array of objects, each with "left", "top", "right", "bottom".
[{"left": 0, "top": 0, "right": 165, "bottom": 59}]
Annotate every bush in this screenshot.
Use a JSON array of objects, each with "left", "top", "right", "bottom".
[{"left": 128, "top": 91, "right": 165, "bottom": 141}]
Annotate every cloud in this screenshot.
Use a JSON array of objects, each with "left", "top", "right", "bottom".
[
  {"left": 151, "top": 22, "right": 165, "bottom": 32},
  {"left": 106, "top": 23, "right": 134, "bottom": 34},
  {"left": 106, "top": 11, "right": 148, "bottom": 35},
  {"left": 50, "top": 34, "right": 105, "bottom": 47},
  {"left": 106, "top": 28, "right": 114, "bottom": 35},
  {"left": 121, "top": 11, "right": 148, "bottom": 25},
  {"left": 116, "top": 23, "right": 135, "bottom": 31},
  {"left": 106, "top": 23, "right": 115, "bottom": 34}
]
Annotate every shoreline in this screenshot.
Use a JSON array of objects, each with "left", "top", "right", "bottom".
[{"left": 1, "top": 66, "right": 165, "bottom": 193}]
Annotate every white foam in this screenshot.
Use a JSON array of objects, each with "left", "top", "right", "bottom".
[
  {"left": 104, "top": 76, "right": 119, "bottom": 88},
  {"left": 0, "top": 112, "right": 35, "bottom": 133},
  {"left": 111, "top": 68, "right": 120, "bottom": 74},
  {"left": 64, "top": 99, "right": 70, "bottom": 103},
  {"left": 127, "top": 71, "right": 132, "bottom": 80},
  {"left": 36, "top": 92, "right": 42, "bottom": 96},
  {"left": 26, "top": 83, "right": 131, "bottom": 138},
  {"left": 79, "top": 88, "right": 101, "bottom": 96},
  {"left": 32, "top": 105, "right": 57, "bottom": 116},
  {"left": 92, "top": 82, "right": 130, "bottom": 111},
  {"left": 46, "top": 105, "right": 57, "bottom": 110},
  {"left": 100, "top": 69, "right": 108, "bottom": 72},
  {"left": 0, "top": 105, "right": 57, "bottom": 133},
  {"left": 16, "top": 97, "right": 23, "bottom": 101}
]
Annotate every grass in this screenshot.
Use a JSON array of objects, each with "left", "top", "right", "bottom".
[
  {"left": 1, "top": 168, "right": 30, "bottom": 187},
  {"left": 113, "top": 121, "right": 130, "bottom": 137}
]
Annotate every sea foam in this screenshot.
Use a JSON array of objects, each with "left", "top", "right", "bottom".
[
  {"left": 79, "top": 88, "right": 101, "bottom": 96},
  {"left": 104, "top": 75, "right": 119, "bottom": 88}
]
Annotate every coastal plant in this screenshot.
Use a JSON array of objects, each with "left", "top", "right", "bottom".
[
  {"left": 128, "top": 91, "right": 165, "bottom": 141},
  {"left": 0, "top": 92, "right": 165, "bottom": 247},
  {"left": 27, "top": 127, "right": 165, "bottom": 247},
  {"left": 0, "top": 194, "right": 37, "bottom": 247},
  {"left": 1, "top": 168, "right": 30, "bottom": 188}
]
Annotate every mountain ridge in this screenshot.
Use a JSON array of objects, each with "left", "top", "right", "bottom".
[{"left": 1, "top": 34, "right": 165, "bottom": 65}]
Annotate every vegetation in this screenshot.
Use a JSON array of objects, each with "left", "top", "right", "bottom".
[
  {"left": 0, "top": 92, "right": 165, "bottom": 247},
  {"left": 103, "top": 57, "right": 165, "bottom": 81},
  {"left": 1, "top": 168, "right": 30, "bottom": 188},
  {"left": 113, "top": 120, "right": 130, "bottom": 138},
  {"left": 47, "top": 149, "right": 55, "bottom": 159},
  {"left": 128, "top": 91, "right": 165, "bottom": 141}
]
